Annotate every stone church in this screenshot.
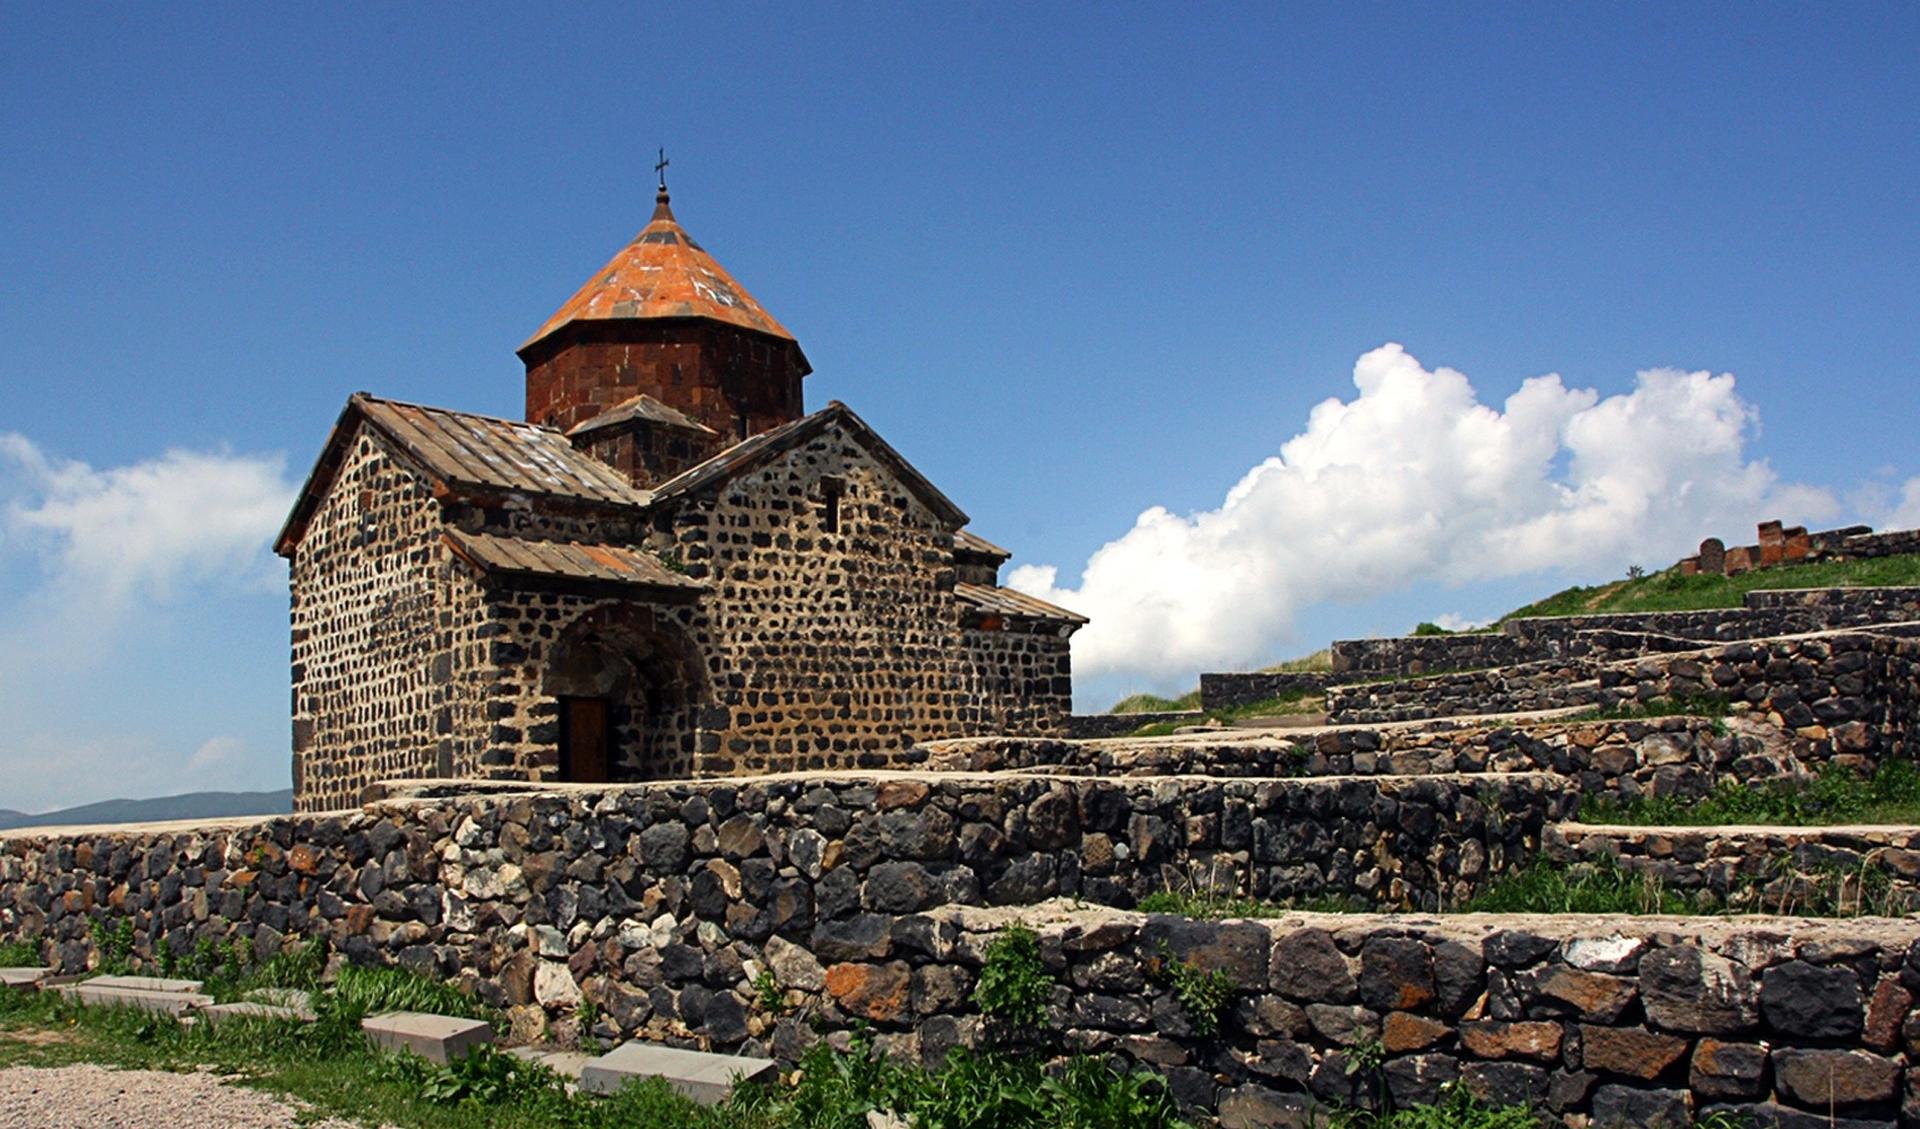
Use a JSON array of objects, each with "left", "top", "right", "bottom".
[{"left": 274, "top": 176, "right": 1085, "bottom": 812}]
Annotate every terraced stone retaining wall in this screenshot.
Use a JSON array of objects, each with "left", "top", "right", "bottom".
[
  {"left": 1063, "top": 711, "right": 1205, "bottom": 739},
  {"left": 1198, "top": 672, "right": 1345, "bottom": 711},
  {"left": 1326, "top": 661, "right": 1604, "bottom": 724},
  {"left": 1598, "top": 631, "right": 1920, "bottom": 767},
  {"left": 1551, "top": 824, "right": 1920, "bottom": 917},
  {"left": 1318, "top": 587, "right": 1920, "bottom": 682}
]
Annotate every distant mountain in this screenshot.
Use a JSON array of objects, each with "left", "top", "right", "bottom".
[{"left": 0, "top": 789, "right": 293, "bottom": 832}]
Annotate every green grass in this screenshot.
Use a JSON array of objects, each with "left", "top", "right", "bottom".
[
  {"left": 1499, "top": 555, "right": 1920, "bottom": 621},
  {"left": 1137, "top": 889, "right": 1366, "bottom": 919},
  {"left": 0, "top": 971, "right": 1196, "bottom": 1129},
  {"left": 1462, "top": 857, "right": 1693, "bottom": 915},
  {"left": 1315, "top": 1086, "right": 1545, "bottom": 1128},
  {"left": 1579, "top": 762, "right": 1920, "bottom": 827},
  {"left": 1261, "top": 648, "right": 1334, "bottom": 673},
  {"left": 1462, "top": 854, "right": 1915, "bottom": 918},
  {"left": 1107, "top": 690, "right": 1201, "bottom": 715},
  {"left": 0, "top": 939, "right": 43, "bottom": 967},
  {"left": 1559, "top": 694, "right": 1733, "bottom": 725}
]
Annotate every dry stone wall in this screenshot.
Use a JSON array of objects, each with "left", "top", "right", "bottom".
[
  {"left": 1550, "top": 824, "right": 1920, "bottom": 917},
  {"left": 1314, "top": 587, "right": 1920, "bottom": 683},
  {"left": 1326, "top": 661, "right": 1605, "bottom": 724},
  {"left": 933, "top": 717, "right": 1760, "bottom": 803}
]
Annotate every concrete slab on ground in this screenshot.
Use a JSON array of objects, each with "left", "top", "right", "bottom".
[
  {"left": 200, "top": 1002, "right": 312, "bottom": 1028},
  {"left": 61, "top": 983, "right": 213, "bottom": 1015},
  {"left": 505, "top": 1046, "right": 595, "bottom": 1078},
  {"left": 242, "top": 988, "right": 316, "bottom": 1018},
  {"left": 362, "top": 1011, "right": 494, "bottom": 1064},
  {"left": 0, "top": 968, "right": 52, "bottom": 990},
  {"left": 87, "top": 975, "right": 205, "bottom": 994},
  {"left": 578, "top": 1041, "right": 777, "bottom": 1104}
]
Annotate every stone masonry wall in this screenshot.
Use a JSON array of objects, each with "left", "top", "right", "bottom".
[
  {"left": 8, "top": 807, "right": 1920, "bottom": 1129},
  {"left": 1326, "top": 661, "right": 1605, "bottom": 725},
  {"left": 928, "top": 716, "right": 1777, "bottom": 807},
  {"left": 640, "top": 431, "right": 1028, "bottom": 774},
  {"left": 290, "top": 426, "right": 464, "bottom": 812},
  {"left": 959, "top": 625, "right": 1074, "bottom": 736},
  {"left": 1199, "top": 672, "right": 1345, "bottom": 711},
  {"left": 1329, "top": 634, "right": 1538, "bottom": 678},
  {"left": 1316, "top": 587, "right": 1920, "bottom": 683}
]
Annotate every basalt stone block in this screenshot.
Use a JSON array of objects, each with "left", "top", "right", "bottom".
[
  {"left": 1485, "top": 929, "right": 1558, "bottom": 968},
  {"left": 1458, "top": 1020, "right": 1563, "bottom": 1062},
  {"left": 1384, "top": 1054, "right": 1460, "bottom": 1107},
  {"left": 1142, "top": 918, "right": 1271, "bottom": 987},
  {"left": 1528, "top": 967, "right": 1637, "bottom": 1023},
  {"left": 1690, "top": 1038, "right": 1769, "bottom": 1101},
  {"left": 1772, "top": 1048, "right": 1901, "bottom": 1109},
  {"left": 1459, "top": 1061, "right": 1549, "bottom": 1109},
  {"left": 1761, "top": 960, "right": 1863, "bottom": 1039},
  {"left": 1590, "top": 1084, "right": 1690, "bottom": 1129},
  {"left": 1579, "top": 1024, "right": 1688, "bottom": 1080},
  {"left": 1639, "top": 945, "right": 1757, "bottom": 1034},
  {"left": 1359, "top": 937, "right": 1434, "bottom": 1011},
  {"left": 1271, "top": 928, "right": 1354, "bottom": 1002}
]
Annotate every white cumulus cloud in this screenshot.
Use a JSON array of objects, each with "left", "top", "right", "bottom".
[
  {"left": 0, "top": 434, "right": 294, "bottom": 607},
  {"left": 1010, "top": 343, "right": 1838, "bottom": 685}
]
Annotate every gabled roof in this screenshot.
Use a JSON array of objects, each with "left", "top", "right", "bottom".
[
  {"left": 646, "top": 400, "right": 970, "bottom": 529},
  {"left": 567, "top": 394, "right": 718, "bottom": 439},
  {"left": 954, "top": 529, "right": 1012, "bottom": 562},
  {"left": 443, "top": 531, "right": 705, "bottom": 596},
  {"left": 520, "top": 188, "right": 803, "bottom": 357},
  {"left": 275, "top": 393, "right": 651, "bottom": 556},
  {"left": 955, "top": 582, "right": 1089, "bottom": 627}
]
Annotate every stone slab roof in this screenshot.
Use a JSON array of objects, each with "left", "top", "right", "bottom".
[
  {"left": 648, "top": 400, "right": 970, "bottom": 529},
  {"left": 955, "top": 581, "right": 1088, "bottom": 626},
  {"left": 954, "top": 529, "right": 1011, "bottom": 562},
  {"left": 566, "top": 394, "right": 717, "bottom": 438},
  {"left": 443, "top": 531, "right": 705, "bottom": 595},
  {"left": 277, "top": 394, "right": 652, "bottom": 555}
]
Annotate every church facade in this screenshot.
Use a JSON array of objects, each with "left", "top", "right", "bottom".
[{"left": 275, "top": 179, "right": 1084, "bottom": 812}]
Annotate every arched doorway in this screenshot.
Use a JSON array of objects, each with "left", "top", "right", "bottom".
[{"left": 543, "top": 606, "right": 706, "bottom": 782}]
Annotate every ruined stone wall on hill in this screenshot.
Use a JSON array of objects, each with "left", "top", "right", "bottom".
[
  {"left": 1314, "top": 587, "right": 1920, "bottom": 683},
  {"left": 1328, "top": 634, "right": 1539, "bottom": 679},
  {"left": 1326, "top": 661, "right": 1606, "bottom": 725},
  {"left": 1062, "top": 711, "right": 1206, "bottom": 739}
]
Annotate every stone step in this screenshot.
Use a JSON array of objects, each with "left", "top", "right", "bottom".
[
  {"left": 578, "top": 1041, "right": 778, "bottom": 1105},
  {"left": 61, "top": 982, "right": 213, "bottom": 1015},
  {"left": 362, "top": 1011, "right": 494, "bottom": 1064},
  {"left": 0, "top": 967, "right": 52, "bottom": 991},
  {"left": 200, "top": 1002, "right": 312, "bottom": 1028}
]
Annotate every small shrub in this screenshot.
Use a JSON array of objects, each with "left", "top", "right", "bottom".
[
  {"left": 753, "top": 968, "right": 786, "bottom": 1014},
  {"left": 1411, "top": 621, "right": 1453, "bottom": 636},
  {"left": 972, "top": 923, "right": 1052, "bottom": 1034},
  {"left": 1148, "top": 942, "right": 1236, "bottom": 1038},
  {"left": 89, "top": 917, "right": 136, "bottom": 975}
]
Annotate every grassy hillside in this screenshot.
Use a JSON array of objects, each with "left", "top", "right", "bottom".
[{"left": 1500, "top": 555, "right": 1920, "bottom": 621}]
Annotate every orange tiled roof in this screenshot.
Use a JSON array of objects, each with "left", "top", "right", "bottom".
[{"left": 521, "top": 189, "right": 796, "bottom": 352}]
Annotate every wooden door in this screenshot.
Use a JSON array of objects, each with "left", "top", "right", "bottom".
[{"left": 559, "top": 696, "right": 611, "bottom": 783}]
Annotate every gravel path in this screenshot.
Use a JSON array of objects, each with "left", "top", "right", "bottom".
[{"left": 0, "top": 1063, "right": 371, "bottom": 1128}]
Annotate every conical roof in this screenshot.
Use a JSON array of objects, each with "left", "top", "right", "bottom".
[{"left": 520, "top": 187, "right": 797, "bottom": 355}]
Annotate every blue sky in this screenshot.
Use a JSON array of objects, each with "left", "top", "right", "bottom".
[{"left": 2, "top": 5, "right": 1916, "bottom": 810}]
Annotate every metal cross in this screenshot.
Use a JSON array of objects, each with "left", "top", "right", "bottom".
[{"left": 655, "top": 148, "right": 670, "bottom": 190}]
